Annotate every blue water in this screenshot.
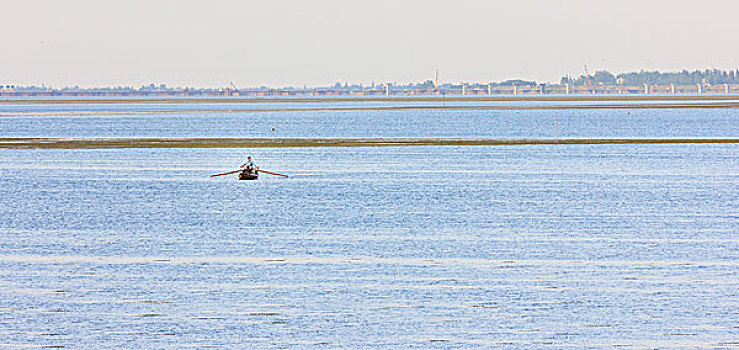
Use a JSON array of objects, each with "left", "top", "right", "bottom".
[
  {"left": 1, "top": 106, "right": 738, "bottom": 139},
  {"left": 0, "top": 96, "right": 732, "bottom": 113},
  {"left": 1, "top": 144, "right": 737, "bottom": 349}
]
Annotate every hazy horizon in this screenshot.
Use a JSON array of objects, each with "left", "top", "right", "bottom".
[{"left": 3, "top": 0, "right": 739, "bottom": 88}]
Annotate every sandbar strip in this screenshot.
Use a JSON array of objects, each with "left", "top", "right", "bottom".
[
  {"left": 0, "top": 254, "right": 737, "bottom": 267},
  {"left": 1, "top": 138, "right": 736, "bottom": 149}
]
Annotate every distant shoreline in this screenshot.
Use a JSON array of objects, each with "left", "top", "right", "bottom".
[
  {"left": 2, "top": 101, "right": 739, "bottom": 117},
  {"left": 2, "top": 94, "right": 739, "bottom": 105},
  {"left": 1, "top": 137, "right": 736, "bottom": 149}
]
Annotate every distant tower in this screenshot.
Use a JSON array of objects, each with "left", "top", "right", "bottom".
[{"left": 435, "top": 69, "right": 439, "bottom": 89}]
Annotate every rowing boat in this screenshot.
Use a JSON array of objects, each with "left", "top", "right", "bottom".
[{"left": 239, "top": 169, "right": 259, "bottom": 180}]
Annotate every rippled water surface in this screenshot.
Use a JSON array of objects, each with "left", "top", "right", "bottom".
[
  {"left": 1, "top": 101, "right": 739, "bottom": 139},
  {"left": 1, "top": 144, "right": 737, "bottom": 349}
]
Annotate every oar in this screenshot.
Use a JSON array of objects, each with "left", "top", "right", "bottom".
[
  {"left": 258, "top": 169, "right": 289, "bottom": 178},
  {"left": 210, "top": 169, "right": 241, "bottom": 177}
]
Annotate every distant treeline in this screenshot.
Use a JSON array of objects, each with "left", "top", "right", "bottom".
[
  {"left": 8, "top": 69, "right": 739, "bottom": 93},
  {"left": 562, "top": 69, "right": 739, "bottom": 86}
]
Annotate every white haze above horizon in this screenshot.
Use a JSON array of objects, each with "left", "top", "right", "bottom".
[{"left": 2, "top": 0, "right": 739, "bottom": 88}]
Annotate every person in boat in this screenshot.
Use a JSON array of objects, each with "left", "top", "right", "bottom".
[{"left": 241, "top": 156, "right": 258, "bottom": 175}]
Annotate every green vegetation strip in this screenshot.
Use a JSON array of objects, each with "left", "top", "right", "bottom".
[{"left": 1, "top": 138, "right": 736, "bottom": 149}]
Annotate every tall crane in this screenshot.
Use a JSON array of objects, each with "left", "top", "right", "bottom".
[
  {"left": 584, "top": 65, "right": 594, "bottom": 94},
  {"left": 227, "top": 81, "right": 239, "bottom": 96}
]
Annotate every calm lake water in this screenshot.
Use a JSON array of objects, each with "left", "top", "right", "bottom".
[
  {"left": 1, "top": 101, "right": 738, "bottom": 139},
  {"left": 1, "top": 144, "right": 737, "bottom": 349},
  {"left": 1, "top": 101, "right": 738, "bottom": 348}
]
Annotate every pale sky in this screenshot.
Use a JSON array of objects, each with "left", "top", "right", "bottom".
[{"left": 2, "top": 0, "right": 738, "bottom": 88}]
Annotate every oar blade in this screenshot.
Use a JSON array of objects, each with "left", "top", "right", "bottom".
[
  {"left": 258, "top": 170, "right": 289, "bottom": 178},
  {"left": 210, "top": 169, "right": 241, "bottom": 177}
]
